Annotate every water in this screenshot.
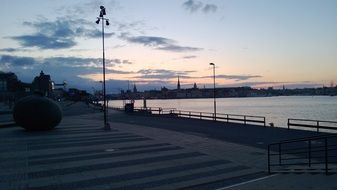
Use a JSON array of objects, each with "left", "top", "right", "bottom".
[{"left": 109, "top": 96, "right": 337, "bottom": 127}]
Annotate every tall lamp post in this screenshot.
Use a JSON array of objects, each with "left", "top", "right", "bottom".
[
  {"left": 96, "top": 6, "right": 110, "bottom": 130},
  {"left": 209, "top": 63, "right": 216, "bottom": 120}
]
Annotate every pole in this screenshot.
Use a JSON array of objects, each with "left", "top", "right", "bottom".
[
  {"left": 213, "top": 65, "right": 216, "bottom": 120},
  {"left": 102, "top": 15, "right": 106, "bottom": 126},
  {"left": 102, "top": 14, "right": 107, "bottom": 128},
  {"left": 96, "top": 6, "right": 110, "bottom": 130}
]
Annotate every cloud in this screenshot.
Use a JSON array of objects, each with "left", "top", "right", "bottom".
[
  {"left": 183, "top": 0, "right": 203, "bottom": 13},
  {"left": 220, "top": 81, "right": 323, "bottom": 89},
  {"left": 58, "top": 1, "right": 148, "bottom": 36},
  {"left": 0, "top": 55, "right": 39, "bottom": 66},
  {"left": 106, "top": 69, "right": 134, "bottom": 74},
  {"left": 183, "top": 0, "right": 217, "bottom": 14},
  {"left": 134, "top": 69, "right": 195, "bottom": 80},
  {"left": 157, "top": 45, "right": 202, "bottom": 52},
  {"left": 47, "top": 57, "right": 133, "bottom": 69},
  {"left": 127, "top": 36, "right": 173, "bottom": 46},
  {"left": 0, "top": 54, "right": 132, "bottom": 70},
  {"left": 203, "top": 4, "right": 217, "bottom": 13},
  {"left": 12, "top": 34, "right": 77, "bottom": 49},
  {"left": 200, "top": 74, "right": 262, "bottom": 81},
  {"left": 121, "top": 35, "right": 202, "bottom": 52},
  {"left": 133, "top": 70, "right": 261, "bottom": 81},
  {"left": 0, "top": 54, "right": 135, "bottom": 93},
  {"left": 57, "top": 0, "right": 120, "bottom": 17},
  {"left": 181, "top": 55, "right": 197, "bottom": 59},
  {"left": 0, "top": 48, "right": 32, "bottom": 53},
  {"left": 10, "top": 17, "right": 114, "bottom": 50},
  {"left": 0, "top": 48, "right": 17, "bottom": 52}
]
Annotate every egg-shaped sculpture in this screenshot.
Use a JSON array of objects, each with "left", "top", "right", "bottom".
[{"left": 13, "top": 94, "right": 62, "bottom": 131}]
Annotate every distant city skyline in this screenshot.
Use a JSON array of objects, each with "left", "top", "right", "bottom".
[{"left": 1, "top": 0, "right": 337, "bottom": 93}]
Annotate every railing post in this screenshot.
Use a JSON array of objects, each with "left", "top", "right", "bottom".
[
  {"left": 264, "top": 117, "right": 266, "bottom": 127},
  {"left": 244, "top": 116, "right": 246, "bottom": 125},
  {"left": 279, "top": 143, "right": 282, "bottom": 166},
  {"left": 200, "top": 112, "right": 202, "bottom": 119},
  {"left": 317, "top": 121, "right": 319, "bottom": 133},
  {"left": 325, "top": 137, "right": 328, "bottom": 175},
  {"left": 268, "top": 145, "right": 271, "bottom": 174},
  {"left": 189, "top": 112, "right": 191, "bottom": 118},
  {"left": 226, "top": 114, "right": 229, "bottom": 123},
  {"left": 308, "top": 139, "right": 311, "bottom": 167},
  {"left": 287, "top": 119, "right": 290, "bottom": 130}
]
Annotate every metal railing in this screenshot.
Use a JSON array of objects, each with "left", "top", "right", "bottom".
[
  {"left": 109, "top": 106, "right": 124, "bottom": 111},
  {"left": 133, "top": 107, "right": 176, "bottom": 114},
  {"left": 167, "top": 110, "right": 266, "bottom": 126},
  {"left": 122, "top": 106, "right": 266, "bottom": 126},
  {"left": 288, "top": 118, "right": 337, "bottom": 132},
  {"left": 268, "top": 135, "right": 337, "bottom": 175}
]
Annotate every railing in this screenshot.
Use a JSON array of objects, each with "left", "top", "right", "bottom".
[
  {"left": 168, "top": 110, "right": 266, "bottom": 126},
  {"left": 119, "top": 106, "right": 266, "bottom": 126},
  {"left": 133, "top": 107, "right": 176, "bottom": 114},
  {"left": 0, "top": 111, "right": 15, "bottom": 127},
  {"left": 109, "top": 106, "right": 124, "bottom": 111},
  {"left": 268, "top": 135, "right": 337, "bottom": 175},
  {"left": 288, "top": 118, "right": 337, "bottom": 132}
]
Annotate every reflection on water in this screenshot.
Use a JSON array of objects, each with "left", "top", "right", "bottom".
[{"left": 109, "top": 96, "right": 337, "bottom": 127}]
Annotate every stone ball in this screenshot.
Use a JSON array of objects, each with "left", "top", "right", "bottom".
[{"left": 13, "top": 94, "right": 62, "bottom": 131}]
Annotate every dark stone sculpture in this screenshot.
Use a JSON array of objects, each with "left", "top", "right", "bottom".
[{"left": 13, "top": 94, "right": 62, "bottom": 131}]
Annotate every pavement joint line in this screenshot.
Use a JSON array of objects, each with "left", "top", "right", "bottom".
[{"left": 214, "top": 174, "right": 279, "bottom": 190}]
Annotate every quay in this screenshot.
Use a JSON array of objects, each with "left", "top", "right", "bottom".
[{"left": 0, "top": 102, "right": 336, "bottom": 189}]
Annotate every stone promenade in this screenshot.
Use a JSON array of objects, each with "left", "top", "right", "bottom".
[{"left": 0, "top": 109, "right": 336, "bottom": 190}]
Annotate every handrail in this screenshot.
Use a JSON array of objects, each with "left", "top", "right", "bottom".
[
  {"left": 288, "top": 118, "right": 337, "bottom": 132},
  {"left": 289, "top": 118, "right": 337, "bottom": 123},
  {"left": 270, "top": 134, "right": 337, "bottom": 145},
  {"left": 111, "top": 106, "right": 266, "bottom": 126},
  {"left": 268, "top": 135, "right": 337, "bottom": 175},
  {"left": 171, "top": 110, "right": 265, "bottom": 125}
]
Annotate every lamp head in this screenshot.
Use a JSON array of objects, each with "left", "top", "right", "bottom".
[
  {"left": 96, "top": 18, "right": 100, "bottom": 24},
  {"left": 209, "top": 63, "right": 215, "bottom": 66},
  {"left": 106, "top": 20, "right": 110, "bottom": 25},
  {"left": 100, "top": 6, "right": 106, "bottom": 16}
]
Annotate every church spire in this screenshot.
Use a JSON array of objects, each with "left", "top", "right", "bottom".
[
  {"left": 177, "top": 76, "right": 181, "bottom": 90},
  {"left": 133, "top": 83, "right": 137, "bottom": 93}
]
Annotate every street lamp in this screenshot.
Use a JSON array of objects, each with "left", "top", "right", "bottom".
[
  {"left": 96, "top": 6, "right": 110, "bottom": 130},
  {"left": 209, "top": 63, "right": 216, "bottom": 120}
]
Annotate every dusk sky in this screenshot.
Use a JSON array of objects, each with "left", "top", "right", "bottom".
[{"left": 1, "top": 0, "right": 337, "bottom": 93}]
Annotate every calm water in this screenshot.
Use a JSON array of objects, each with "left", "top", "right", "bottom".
[{"left": 109, "top": 96, "right": 337, "bottom": 127}]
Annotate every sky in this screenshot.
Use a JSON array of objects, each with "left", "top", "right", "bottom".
[{"left": 1, "top": 0, "right": 337, "bottom": 93}]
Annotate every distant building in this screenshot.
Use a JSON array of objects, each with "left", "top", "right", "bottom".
[
  {"left": 193, "top": 83, "right": 198, "bottom": 89},
  {"left": 67, "top": 88, "right": 89, "bottom": 101},
  {"left": 0, "top": 72, "right": 19, "bottom": 92},
  {"left": 133, "top": 84, "right": 137, "bottom": 93},
  {"left": 177, "top": 76, "right": 181, "bottom": 90},
  {"left": 32, "top": 71, "right": 53, "bottom": 96},
  {"left": 0, "top": 72, "right": 31, "bottom": 102}
]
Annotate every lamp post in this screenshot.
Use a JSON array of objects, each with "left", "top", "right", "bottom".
[
  {"left": 96, "top": 6, "right": 110, "bottom": 130},
  {"left": 209, "top": 63, "right": 216, "bottom": 120}
]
